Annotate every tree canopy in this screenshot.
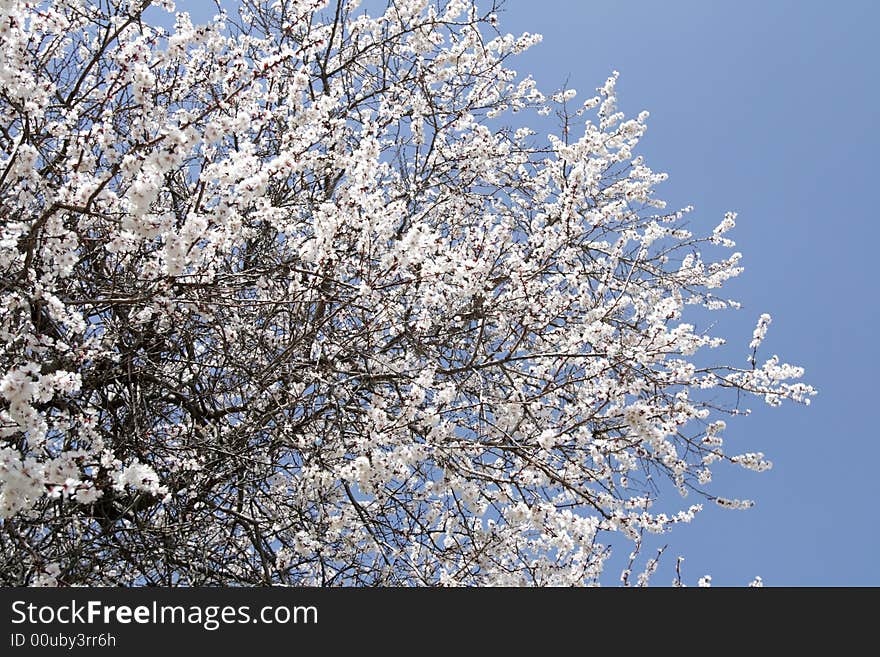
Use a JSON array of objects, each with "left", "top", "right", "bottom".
[{"left": 0, "top": 0, "right": 813, "bottom": 586}]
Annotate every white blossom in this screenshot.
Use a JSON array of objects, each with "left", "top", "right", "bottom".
[{"left": 750, "top": 313, "right": 773, "bottom": 353}]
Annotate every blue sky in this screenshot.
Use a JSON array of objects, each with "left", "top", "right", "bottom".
[
  {"left": 498, "top": 0, "right": 879, "bottom": 585},
  {"left": 173, "top": 0, "right": 880, "bottom": 585}
]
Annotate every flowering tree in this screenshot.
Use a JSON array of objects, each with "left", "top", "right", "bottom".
[{"left": 0, "top": 0, "right": 813, "bottom": 586}]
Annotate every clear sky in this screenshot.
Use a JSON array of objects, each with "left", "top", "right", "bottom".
[
  {"left": 497, "top": 0, "right": 879, "bottom": 586},
  {"left": 174, "top": 0, "right": 880, "bottom": 585}
]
